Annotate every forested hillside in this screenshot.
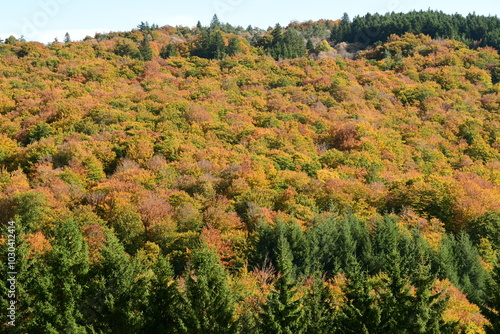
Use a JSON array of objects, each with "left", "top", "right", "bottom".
[{"left": 1, "top": 12, "right": 500, "bottom": 333}]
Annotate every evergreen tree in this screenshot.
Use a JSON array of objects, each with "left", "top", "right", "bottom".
[
  {"left": 407, "top": 263, "right": 455, "bottom": 333},
  {"left": 143, "top": 256, "right": 185, "bottom": 333},
  {"left": 212, "top": 31, "right": 226, "bottom": 60},
  {"left": 303, "top": 275, "right": 340, "bottom": 333},
  {"left": 454, "top": 232, "right": 488, "bottom": 305},
  {"left": 82, "top": 229, "right": 149, "bottom": 333},
  {"left": 0, "top": 218, "right": 46, "bottom": 333},
  {"left": 210, "top": 14, "right": 221, "bottom": 31},
  {"left": 160, "top": 43, "right": 178, "bottom": 58},
  {"left": 226, "top": 37, "right": 241, "bottom": 56},
  {"left": 259, "top": 233, "right": 305, "bottom": 334},
  {"left": 64, "top": 32, "right": 71, "bottom": 44},
  {"left": 180, "top": 246, "right": 236, "bottom": 334},
  {"left": 484, "top": 255, "right": 500, "bottom": 334},
  {"left": 339, "top": 263, "right": 382, "bottom": 333},
  {"left": 19, "top": 220, "right": 90, "bottom": 333},
  {"left": 139, "top": 35, "right": 153, "bottom": 61},
  {"left": 306, "top": 39, "right": 314, "bottom": 52}
]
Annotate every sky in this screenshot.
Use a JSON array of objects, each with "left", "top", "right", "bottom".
[{"left": 0, "top": 0, "right": 499, "bottom": 44}]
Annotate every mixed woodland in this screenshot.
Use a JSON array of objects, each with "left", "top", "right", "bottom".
[{"left": 1, "top": 10, "right": 500, "bottom": 333}]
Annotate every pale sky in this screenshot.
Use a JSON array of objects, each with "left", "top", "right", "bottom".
[{"left": 1, "top": 0, "right": 498, "bottom": 44}]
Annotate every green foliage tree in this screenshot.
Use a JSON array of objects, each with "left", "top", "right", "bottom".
[
  {"left": 143, "top": 256, "right": 184, "bottom": 333},
  {"left": 339, "top": 263, "right": 382, "bottom": 333},
  {"left": 179, "top": 246, "right": 237, "bottom": 333},
  {"left": 484, "top": 255, "right": 500, "bottom": 334},
  {"left": 259, "top": 233, "right": 305, "bottom": 334},
  {"left": 82, "top": 229, "right": 149, "bottom": 333},
  {"left": 139, "top": 35, "right": 153, "bottom": 61},
  {"left": 303, "top": 275, "right": 340, "bottom": 333},
  {"left": 115, "top": 38, "right": 141, "bottom": 59},
  {"left": 226, "top": 37, "right": 241, "bottom": 56},
  {"left": 160, "top": 43, "right": 178, "bottom": 58}
]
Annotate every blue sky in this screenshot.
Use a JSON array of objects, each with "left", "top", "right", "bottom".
[{"left": 1, "top": 0, "right": 499, "bottom": 43}]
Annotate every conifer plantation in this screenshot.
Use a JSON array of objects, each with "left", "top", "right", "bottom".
[{"left": 1, "top": 10, "right": 500, "bottom": 333}]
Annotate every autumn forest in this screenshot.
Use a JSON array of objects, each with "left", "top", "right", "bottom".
[{"left": 1, "top": 10, "right": 500, "bottom": 333}]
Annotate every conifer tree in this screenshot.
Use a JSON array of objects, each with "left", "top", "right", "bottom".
[
  {"left": 143, "top": 256, "right": 185, "bottom": 333},
  {"left": 226, "top": 37, "right": 241, "bottom": 56},
  {"left": 339, "top": 262, "right": 382, "bottom": 333},
  {"left": 484, "top": 255, "right": 500, "bottom": 334},
  {"left": 139, "top": 35, "right": 153, "bottom": 61},
  {"left": 24, "top": 219, "right": 90, "bottom": 333},
  {"left": 0, "top": 218, "right": 45, "bottom": 333},
  {"left": 212, "top": 31, "right": 226, "bottom": 60},
  {"left": 82, "top": 229, "right": 149, "bottom": 333},
  {"left": 160, "top": 44, "right": 178, "bottom": 58},
  {"left": 303, "top": 275, "right": 340, "bottom": 333},
  {"left": 259, "top": 233, "right": 305, "bottom": 334},
  {"left": 180, "top": 246, "right": 236, "bottom": 334},
  {"left": 210, "top": 14, "right": 221, "bottom": 31}
]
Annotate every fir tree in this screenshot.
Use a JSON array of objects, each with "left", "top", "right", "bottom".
[
  {"left": 26, "top": 219, "right": 90, "bottom": 333},
  {"left": 212, "top": 31, "right": 226, "bottom": 60},
  {"left": 210, "top": 14, "right": 221, "bottom": 31}
]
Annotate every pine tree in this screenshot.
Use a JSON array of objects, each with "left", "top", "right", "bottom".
[
  {"left": 21, "top": 220, "right": 90, "bottom": 333},
  {"left": 408, "top": 262, "right": 453, "bottom": 334},
  {"left": 64, "top": 32, "right": 71, "bottom": 44},
  {"left": 259, "top": 234, "right": 305, "bottom": 334},
  {"left": 455, "top": 232, "right": 488, "bottom": 305},
  {"left": 306, "top": 39, "right": 314, "bottom": 52},
  {"left": 210, "top": 14, "right": 221, "bottom": 31},
  {"left": 0, "top": 218, "right": 46, "bottom": 333}
]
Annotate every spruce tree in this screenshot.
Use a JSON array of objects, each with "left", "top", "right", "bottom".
[
  {"left": 81, "top": 229, "right": 149, "bottom": 333},
  {"left": 212, "top": 31, "right": 226, "bottom": 60},
  {"left": 226, "top": 37, "right": 241, "bottom": 56},
  {"left": 303, "top": 275, "right": 340, "bottom": 333},
  {"left": 210, "top": 14, "right": 221, "bottom": 31},
  {"left": 484, "top": 255, "right": 500, "bottom": 334},
  {"left": 180, "top": 246, "right": 236, "bottom": 334},
  {"left": 259, "top": 234, "right": 305, "bottom": 334},
  {"left": 160, "top": 44, "right": 178, "bottom": 58},
  {"left": 143, "top": 256, "right": 184, "bottom": 333},
  {"left": 339, "top": 262, "right": 382, "bottom": 334},
  {"left": 25, "top": 219, "right": 90, "bottom": 333},
  {"left": 139, "top": 35, "right": 153, "bottom": 61}
]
